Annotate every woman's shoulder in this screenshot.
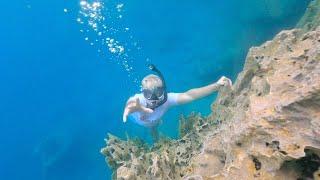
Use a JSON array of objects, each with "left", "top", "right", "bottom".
[{"left": 166, "top": 92, "right": 180, "bottom": 106}]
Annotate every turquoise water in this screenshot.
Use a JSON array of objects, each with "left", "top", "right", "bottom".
[{"left": 0, "top": 0, "right": 310, "bottom": 179}]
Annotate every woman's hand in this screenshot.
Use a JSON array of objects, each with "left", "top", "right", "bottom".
[
  {"left": 122, "top": 98, "right": 153, "bottom": 123},
  {"left": 216, "top": 76, "right": 232, "bottom": 88}
]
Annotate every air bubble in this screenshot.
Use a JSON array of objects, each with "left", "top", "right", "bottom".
[
  {"left": 80, "top": 1, "right": 87, "bottom": 6},
  {"left": 77, "top": 1, "right": 140, "bottom": 82}
]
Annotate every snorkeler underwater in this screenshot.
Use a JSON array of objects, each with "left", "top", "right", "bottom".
[
  {"left": 122, "top": 64, "right": 232, "bottom": 142},
  {"left": 1, "top": 0, "right": 320, "bottom": 180}
]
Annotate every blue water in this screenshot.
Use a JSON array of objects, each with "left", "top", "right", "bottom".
[{"left": 0, "top": 0, "right": 310, "bottom": 179}]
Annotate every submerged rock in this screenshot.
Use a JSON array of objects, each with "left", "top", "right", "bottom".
[
  {"left": 297, "top": 0, "right": 320, "bottom": 33},
  {"left": 189, "top": 26, "right": 320, "bottom": 180},
  {"left": 101, "top": 1, "right": 320, "bottom": 179}
]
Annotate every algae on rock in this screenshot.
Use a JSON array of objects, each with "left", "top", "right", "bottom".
[{"left": 101, "top": 113, "right": 212, "bottom": 179}]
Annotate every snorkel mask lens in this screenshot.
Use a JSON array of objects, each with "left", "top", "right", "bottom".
[
  {"left": 142, "top": 87, "right": 165, "bottom": 100},
  {"left": 143, "top": 64, "right": 168, "bottom": 109}
]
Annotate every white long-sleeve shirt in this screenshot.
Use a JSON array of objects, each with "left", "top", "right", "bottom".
[{"left": 128, "top": 93, "right": 179, "bottom": 127}]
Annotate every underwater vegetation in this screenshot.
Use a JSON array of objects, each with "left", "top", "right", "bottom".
[
  {"left": 101, "top": 113, "right": 208, "bottom": 179},
  {"left": 101, "top": 0, "right": 320, "bottom": 179}
]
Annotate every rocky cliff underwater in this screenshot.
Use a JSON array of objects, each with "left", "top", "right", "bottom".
[{"left": 101, "top": 1, "right": 320, "bottom": 179}]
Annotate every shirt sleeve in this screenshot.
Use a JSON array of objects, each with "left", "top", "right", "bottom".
[
  {"left": 166, "top": 93, "right": 180, "bottom": 106},
  {"left": 127, "top": 94, "right": 141, "bottom": 103}
]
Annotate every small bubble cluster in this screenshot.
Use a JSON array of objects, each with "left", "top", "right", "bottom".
[
  {"left": 79, "top": 1, "right": 104, "bottom": 32},
  {"left": 77, "top": 1, "right": 128, "bottom": 60},
  {"left": 116, "top": 3, "right": 124, "bottom": 12},
  {"left": 77, "top": 0, "right": 148, "bottom": 84},
  {"left": 106, "top": 38, "right": 125, "bottom": 54}
]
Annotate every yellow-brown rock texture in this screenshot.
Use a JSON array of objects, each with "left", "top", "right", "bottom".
[
  {"left": 190, "top": 26, "right": 320, "bottom": 180},
  {"left": 101, "top": 1, "right": 320, "bottom": 179}
]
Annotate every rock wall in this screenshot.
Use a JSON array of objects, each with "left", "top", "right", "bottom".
[
  {"left": 191, "top": 26, "right": 320, "bottom": 180},
  {"left": 101, "top": 1, "right": 320, "bottom": 179},
  {"left": 297, "top": 0, "right": 320, "bottom": 33}
]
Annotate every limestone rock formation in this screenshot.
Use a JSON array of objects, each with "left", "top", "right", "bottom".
[
  {"left": 101, "top": 1, "right": 320, "bottom": 179},
  {"left": 190, "top": 26, "right": 320, "bottom": 180}
]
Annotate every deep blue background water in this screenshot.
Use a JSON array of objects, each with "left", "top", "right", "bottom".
[{"left": 0, "top": 0, "right": 310, "bottom": 179}]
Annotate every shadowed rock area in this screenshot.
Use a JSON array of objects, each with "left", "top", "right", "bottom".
[{"left": 101, "top": 1, "right": 320, "bottom": 179}]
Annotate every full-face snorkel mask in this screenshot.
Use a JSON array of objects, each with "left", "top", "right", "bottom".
[{"left": 142, "top": 64, "right": 168, "bottom": 110}]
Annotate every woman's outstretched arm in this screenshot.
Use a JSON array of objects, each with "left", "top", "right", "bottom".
[{"left": 176, "top": 76, "right": 232, "bottom": 105}]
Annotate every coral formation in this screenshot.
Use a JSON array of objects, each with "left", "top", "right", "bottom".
[
  {"left": 101, "top": 1, "right": 320, "bottom": 179},
  {"left": 101, "top": 113, "right": 210, "bottom": 179}
]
